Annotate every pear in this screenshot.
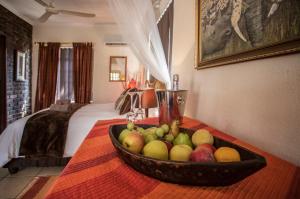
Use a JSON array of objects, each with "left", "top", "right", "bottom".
[
  {"left": 161, "top": 124, "right": 170, "bottom": 133},
  {"left": 173, "top": 133, "right": 193, "bottom": 148},
  {"left": 164, "top": 134, "right": 174, "bottom": 142},
  {"left": 127, "top": 122, "right": 135, "bottom": 130},
  {"left": 155, "top": 128, "right": 165, "bottom": 138},
  {"left": 170, "top": 120, "right": 179, "bottom": 137}
]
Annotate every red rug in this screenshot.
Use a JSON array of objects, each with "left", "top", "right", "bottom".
[{"left": 18, "top": 176, "right": 58, "bottom": 199}]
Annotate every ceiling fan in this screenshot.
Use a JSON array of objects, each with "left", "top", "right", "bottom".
[{"left": 34, "top": 0, "right": 96, "bottom": 23}]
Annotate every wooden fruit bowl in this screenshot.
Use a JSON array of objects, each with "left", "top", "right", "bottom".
[{"left": 109, "top": 124, "right": 266, "bottom": 186}]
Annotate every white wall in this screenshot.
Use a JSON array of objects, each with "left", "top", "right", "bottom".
[
  {"left": 32, "top": 24, "right": 140, "bottom": 107},
  {"left": 172, "top": 0, "right": 300, "bottom": 165}
]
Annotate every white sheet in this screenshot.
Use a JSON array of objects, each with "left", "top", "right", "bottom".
[{"left": 0, "top": 103, "right": 126, "bottom": 167}]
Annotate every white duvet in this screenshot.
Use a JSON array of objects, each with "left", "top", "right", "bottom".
[{"left": 0, "top": 103, "right": 126, "bottom": 167}]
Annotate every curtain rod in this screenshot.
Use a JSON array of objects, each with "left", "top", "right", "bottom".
[{"left": 33, "top": 42, "right": 94, "bottom": 45}]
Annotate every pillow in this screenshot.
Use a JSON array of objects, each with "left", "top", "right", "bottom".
[
  {"left": 49, "top": 104, "right": 70, "bottom": 112},
  {"left": 56, "top": 99, "right": 71, "bottom": 105},
  {"left": 118, "top": 88, "right": 138, "bottom": 115},
  {"left": 115, "top": 88, "right": 130, "bottom": 110}
]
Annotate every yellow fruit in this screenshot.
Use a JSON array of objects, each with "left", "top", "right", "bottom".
[
  {"left": 214, "top": 147, "right": 241, "bottom": 162},
  {"left": 143, "top": 140, "right": 168, "bottom": 160},
  {"left": 170, "top": 144, "right": 193, "bottom": 161},
  {"left": 192, "top": 129, "right": 214, "bottom": 146}
]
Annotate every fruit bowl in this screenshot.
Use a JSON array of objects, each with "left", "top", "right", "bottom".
[{"left": 109, "top": 124, "right": 266, "bottom": 186}]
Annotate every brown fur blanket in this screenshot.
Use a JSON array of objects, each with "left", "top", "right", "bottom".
[{"left": 19, "top": 104, "right": 84, "bottom": 158}]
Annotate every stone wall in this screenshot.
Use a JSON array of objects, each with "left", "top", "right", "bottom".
[{"left": 0, "top": 5, "right": 32, "bottom": 124}]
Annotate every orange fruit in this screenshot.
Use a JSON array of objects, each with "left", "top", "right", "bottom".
[{"left": 214, "top": 147, "right": 241, "bottom": 162}]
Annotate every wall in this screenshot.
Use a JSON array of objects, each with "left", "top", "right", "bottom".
[
  {"left": 32, "top": 24, "right": 140, "bottom": 107},
  {"left": 0, "top": 5, "right": 32, "bottom": 124},
  {"left": 172, "top": 0, "right": 300, "bottom": 166}
]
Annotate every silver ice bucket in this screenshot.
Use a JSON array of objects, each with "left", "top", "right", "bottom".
[{"left": 155, "top": 90, "right": 188, "bottom": 125}]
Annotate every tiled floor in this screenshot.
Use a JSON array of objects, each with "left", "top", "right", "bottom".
[{"left": 0, "top": 167, "right": 64, "bottom": 199}]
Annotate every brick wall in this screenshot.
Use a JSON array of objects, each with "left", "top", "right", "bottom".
[{"left": 0, "top": 5, "right": 32, "bottom": 124}]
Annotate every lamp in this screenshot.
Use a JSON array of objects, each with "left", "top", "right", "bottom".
[
  {"left": 141, "top": 88, "right": 157, "bottom": 118},
  {"left": 127, "top": 78, "right": 137, "bottom": 89}
]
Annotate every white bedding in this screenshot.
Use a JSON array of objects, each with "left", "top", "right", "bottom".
[{"left": 0, "top": 103, "right": 126, "bottom": 167}]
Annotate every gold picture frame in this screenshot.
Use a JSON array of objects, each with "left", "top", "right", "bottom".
[{"left": 195, "top": 0, "right": 300, "bottom": 70}]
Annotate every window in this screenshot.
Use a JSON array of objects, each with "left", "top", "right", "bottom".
[{"left": 56, "top": 48, "right": 74, "bottom": 101}]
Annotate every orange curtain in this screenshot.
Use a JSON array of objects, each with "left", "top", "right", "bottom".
[
  {"left": 73, "top": 43, "right": 93, "bottom": 104},
  {"left": 35, "top": 43, "right": 60, "bottom": 112}
]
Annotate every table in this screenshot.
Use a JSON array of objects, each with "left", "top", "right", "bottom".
[{"left": 45, "top": 117, "right": 299, "bottom": 199}]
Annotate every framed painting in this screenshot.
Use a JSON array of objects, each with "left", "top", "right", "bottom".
[
  {"left": 195, "top": 0, "right": 300, "bottom": 69},
  {"left": 15, "top": 50, "right": 26, "bottom": 81}
]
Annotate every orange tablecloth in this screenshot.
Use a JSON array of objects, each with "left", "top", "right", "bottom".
[{"left": 45, "top": 117, "right": 299, "bottom": 199}]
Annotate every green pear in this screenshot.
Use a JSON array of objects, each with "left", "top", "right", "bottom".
[
  {"left": 161, "top": 124, "right": 169, "bottom": 133},
  {"left": 127, "top": 122, "right": 135, "bottom": 130},
  {"left": 143, "top": 140, "right": 168, "bottom": 160},
  {"left": 155, "top": 128, "right": 165, "bottom": 138},
  {"left": 170, "top": 120, "right": 179, "bottom": 137},
  {"left": 173, "top": 133, "right": 193, "bottom": 148},
  {"left": 136, "top": 127, "right": 145, "bottom": 134},
  {"left": 164, "top": 134, "right": 174, "bottom": 142}
]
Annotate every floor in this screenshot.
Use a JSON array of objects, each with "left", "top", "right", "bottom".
[{"left": 0, "top": 167, "right": 64, "bottom": 199}]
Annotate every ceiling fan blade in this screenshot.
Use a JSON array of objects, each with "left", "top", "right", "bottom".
[
  {"left": 59, "top": 10, "right": 96, "bottom": 17},
  {"left": 38, "top": 11, "right": 53, "bottom": 22},
  {"left": 34, "top": 0, "right": 51, "bottom": 7}
]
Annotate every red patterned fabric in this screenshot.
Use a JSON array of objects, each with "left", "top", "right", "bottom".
[{"left": 45, "top": 117, "right": 299, "bottom": 199}]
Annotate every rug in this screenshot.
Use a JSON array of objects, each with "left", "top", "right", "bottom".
[{"left": 17, "top": 176, "right": 58, "bottom": 199}]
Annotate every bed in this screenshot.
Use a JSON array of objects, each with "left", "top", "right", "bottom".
[{"left": 0, "top": 103, "right": 128, "bottom": 171}]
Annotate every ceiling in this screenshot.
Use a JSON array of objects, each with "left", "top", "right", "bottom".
[{"left": 0, "top": 0, "right": 116, "bottom": 26}]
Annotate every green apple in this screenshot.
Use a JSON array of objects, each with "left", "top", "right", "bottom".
[
  {"left": 127, "top": 122, "right": 135, "bottom": 130},
  {"left": 155, "top": 128, "right": 165, "bottom": 138},
  {"left": 122, "top": 132, "right": 144, "bottom": 154},
  {"left": 173, "top": 133, "right": 193, "bottom": 148},
  {"left": 118, "top": 129, "right": 132, "bottom": 143},
  {"left": 144, "top": 133, "right": 158, "bottom": 144},
  {"left": 192, "top": 129, "right": 214, "bottom": 146},
  {"left": 170, "top": 144, "right": 193, "bottom": 161},
  {"left": 143, "top": 140, "right": 168, "bottom": 160},
  {"left": 161, "top": 124, "right": 169, "bottom": 133},
  {"left": 164, "top": 134, "right": 174, "bottom": 142}
]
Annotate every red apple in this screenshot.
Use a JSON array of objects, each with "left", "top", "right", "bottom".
[
  {"left": 189, "top": 147, "right": 215, "bottom": 162},
  {"left": 195, "top": 143, "right": 216, "bottom": 154},
  {"left": 122, "top": 132, "right": 144, "bottom": 154}
]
